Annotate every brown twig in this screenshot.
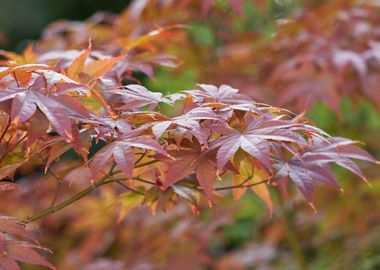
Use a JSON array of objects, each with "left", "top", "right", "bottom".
[
  {"left": 215, "top": 179, "right": 269, "bottom": 191},
  {"left": 115, "top": 181, "right": 145, "bottom": 195},
  {"left": 47, "top": 168, "right": 63, "bottom": 208},
  {"left": 27, "top": 164, "right": 117, "bottom": 222}
]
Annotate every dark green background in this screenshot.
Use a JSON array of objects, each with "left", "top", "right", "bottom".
[{"left": 0, "top": 0, "right": 130, "bottom": 51}]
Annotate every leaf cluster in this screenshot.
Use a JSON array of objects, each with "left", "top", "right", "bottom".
[{"left": 0, "top": 1, "right": 379, "bottom": 269}]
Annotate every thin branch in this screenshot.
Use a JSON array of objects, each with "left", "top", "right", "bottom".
[
  {"left": 0, "top": 116, "right": 10, "bottom": 142},
  {"left": 134, "top": 150, "right": 147, "bottom": 166},
  {"left": 133, "top": 176, "right": 156, "bottom": 185},
  {"left": 115, "top": 181, "right": 145, "bottom": 195},
  {"left": 27, "top": 164, "right": 116, "bottom": 222},
  {"left": 47, "top": 168, "right": 63, "bottom": 208},
  {"left": 215, "top": 179, "right": 269, "bottom": 191},
  {"left": 26, "top": 156, "right": 269, "bottom": 222},
  {"left": 109, "top": 163, "right": 117, "bottom": 174},
  {"left": 27, "top": 180, "right": 107, "bottom": 222},
  {"left": 12, "top": 72, "right": 20, "bottom": 88},
  {"left": 134, "top": 159, "right": 158, "bottom": 168},
  {"left": 239, "top": 175, "right": 252, "bottom": 186}
]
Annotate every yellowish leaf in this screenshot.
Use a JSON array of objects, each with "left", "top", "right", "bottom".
[
  {"left": 121, "top": 25, "right": 180, "bottom": 51},
  {"left": 236, "top": 159, "right": 273, "bottom": 215},
  {"left": 0, "top": 43, "right": 37, "bottom": 64},
  {"left": 67, "top": 43, "right": 91, "bottom": 81},
  {"left": 83, "top": 55, "right": 124, "bottom": 79},
  {"left": 232, "top": 175, "right": 246, "bottom": 200},
  {"left": 117, "top": 191, "right": 144, "bottom": 222}
]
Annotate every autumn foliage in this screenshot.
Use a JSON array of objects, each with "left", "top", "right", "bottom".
[{"left": 0, "top": 0, "right": 379, "bottom": 269}]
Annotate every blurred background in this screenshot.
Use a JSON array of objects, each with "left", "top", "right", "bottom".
[
  {"left": 1, "top": 0, "right": 380, "bottom": 269},
  {"left": 0, "top": 0, "right": 129, "bottom": 51}
]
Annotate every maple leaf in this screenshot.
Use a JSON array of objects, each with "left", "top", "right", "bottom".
[
  {"left": 109, "top": 84, "right": 172, "bottom": 110},
  {"left": 91, "top": 136, "right": 169, "bottom": 178},
  {"left": 0, "top": 46, "right": 41, "bottom": 86},
  {"left": 150, "top": 107, "right": 220, "bottom": 145},
  {"left": 31, "top": 70, "right": 87, "bottom": 96},
  {"left": 161, "top": 148, "right": 217, "bottom": 201},
  {"left": 82, "top": 55, "right": 124, "bottom": 79},
  {"left": 185, "top": 84, "right": 253, "bottom": 105},
  {"left": 171, "top": 184, "right": 200, "bottom": 206},
  {"left": 272, "top": 59, "right": 342, "bottom": 115},
  {"left": 333, "top": 50, "right": 367, "bottom": 77},
  {"left": 0, "top": 80, "right": 89, "bottom": 143},
  {"left": 27, "top": 111, "right": 49, "bottom": 147},
  {"left": 0, "top": 216, "right": 32, "bottom": 240},
  {"left": 0, "top": 240, "right": 55, "bottom": 270},
  {"left": 273, "top": 156, "right": 339, "bottom": 203},
  {"left": 0, "top": 44, "right": 37, "bottom": 65},
  {"left": 195, "top": 158, "right": 216, "bottom": 201},
  {"left": 14, "top": 91, "right": 73, "bottom": 141},
  {"left": 303, "top": 137, "right": 378, "bottom": 182},
  {"left": 87, "top": 116, "right": 134, "bottom": 138},
  {"left": 42, "top": 128, "right": 93, "bottom": 170},
  {"left": 232, "top": 158, "right": 273, "bottom": 215},
  {"left": 211, "top": 114, "right": 308, "bottom": 170},
  {"left": 0, "top": 64, "right": 51, "bottom": 83},
  {"left": 1, "top": 2, "right": 380, "bottom": 266},
  {"left": 66, "top": 43, "right": 123, "bottom": 84},
  {"left": 67, "top": 44, "right": 92, "bottom": 81},
  {"left": 0, "top": 216, "right": 54, "bottom": 270},
  {"left": 273, "top": 136, "right": 378, "bottom": 202},
  {"left": 37, "top": 49, "right": 83, "bottom": 64},
  {"left": 120, "top": 25, "right": 181, "bottom": 51}
]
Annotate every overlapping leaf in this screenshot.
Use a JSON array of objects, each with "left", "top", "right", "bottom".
[
  {"left": 0, "top": 240, "right": 55, "bottom": 270},
  {"left": 150, "top": 107, "right": 220, "bottom": 145},
  {"left": 211, "top": 115, "right": 309, "bottom": 170},
  {"left": 273, "top": 136, "right": 378, "bottom": 202},
  {"left": 91, "top": 136, "right": 169, "bottom": 178},
  {"left": 185, "top": 84, "right": 253, "bottom": 105},
  {"left": 109, "top": 84, "right": 172, "bottom": 110},
  {"left": 0, "top": 216, "right": 54, "bottom": 270},
  {"left": 232, "top": 158, "right": 273, "bottom": 215},
  {"left": 161, "top": 148, "right": 217, "bottom": 201}
]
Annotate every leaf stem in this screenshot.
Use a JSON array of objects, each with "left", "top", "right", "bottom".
[
  {"left": 134, "top": 150, "right": 147, "bottom": 166},
  {"left": 215, "top": 179, "right": 269, "bottom": 191},
  {"left": 134, "top": 159, "right": 158, "bottom": 168},
  {"left": 133, "top": 176, "right": 156, "bottom": 185},
  {"left": 115, "top": 181, "right": 145, "bottom": 195},
  {"left": 47, "top": 168, "right": 62, "bottom": 208},
  {"left": 26, "top": 158, "right": 268, "bottom": 222},
  {"left": 26, "top": 158, "right": 160, "bottom": 222},
  {"left": 27, "top": 165, "right": 116, "bottom": 222}
]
